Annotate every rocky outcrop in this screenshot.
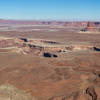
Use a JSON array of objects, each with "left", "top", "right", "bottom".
[
  {"left": 86, "top": 86, "right": 97, "bottom": 100},
  {"left": 0, "top": 37, "right": 99, "bottom": 55},
  {"left": 81, "top": 22, "right": 100, "bottom": 33}
]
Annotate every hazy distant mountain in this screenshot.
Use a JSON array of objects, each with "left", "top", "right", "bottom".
[{"left": 0, "top": 19, "right": 100, "bottom": 29}]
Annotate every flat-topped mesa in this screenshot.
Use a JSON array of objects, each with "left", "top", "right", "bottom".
[
  {"left": 81, "top": 22, "right": 100, "bottom": 32},
  {"left": 42, "top": 45, "right": 93, "bottom": 52},
  {"left": 28, "top": 39, "right": 60, "bottom": 45},
  {"left": 16, "top": 39, "right": 93, "bottom": 52},
  {"left": 0, "top": 37, "right": 97, "bottom": 55},
  {"left": 13, "top": 38, "right": 95, "bottom": 52},
  {"left": 19, "top": 43, "right": 93, "bottom": 53}
]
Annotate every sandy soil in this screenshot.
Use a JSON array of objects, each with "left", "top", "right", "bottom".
[{"left": 0, "top": 25, "right": 100, "bottom": 100}]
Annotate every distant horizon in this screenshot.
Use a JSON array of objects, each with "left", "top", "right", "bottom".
[{"left": 0, "top": 18, "right": 100, "bottom": 22}]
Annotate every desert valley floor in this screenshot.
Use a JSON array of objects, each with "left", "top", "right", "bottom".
[{"left": 0, "top": 21, "right": 100, "bottom": 100}]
